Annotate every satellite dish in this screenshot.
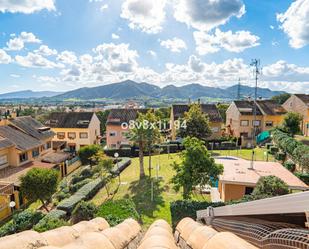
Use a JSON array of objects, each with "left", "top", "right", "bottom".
[{"left": 9, "top": 201, "right": 16, "bottom": 208}]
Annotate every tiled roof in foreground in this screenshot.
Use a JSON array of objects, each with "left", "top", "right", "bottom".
[{"left": 0, "top": 217, "right": 260, "bottom": 249}]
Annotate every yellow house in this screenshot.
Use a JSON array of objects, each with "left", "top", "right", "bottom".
[
  {"left": 226, "top": 100, "right": 286, "bottom": 146},
  {"left": 283, "top": 94, "right": 309, "bottom": 136},
  {"left": 170, "top": 104, "right": 223, "bottom": 141},
  {"left": 45, "top": 112, "right": 101, "bottom": 151}
]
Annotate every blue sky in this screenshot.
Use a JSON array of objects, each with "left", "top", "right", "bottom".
[{"left": 0, "top": 0, "right": 309, "bottom": 94}]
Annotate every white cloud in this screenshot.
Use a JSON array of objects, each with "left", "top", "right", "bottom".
[
  {"left": 277, "top": 0, "right": 309, "bottom": 48},
  {"left": 121, "top": 0, "right": 167, "bottom": 34},
  {"left": 147, "top": 50, "right": 157, "bottom": 57},
  {"left": 270, "top": 25, "right": 274, "bottom": 30},
  {"left": 6, "top": 31, "right": 41, "bottom": 51},
  {"left": 57, "top": 51, "right": 77, "bottom": 65},
  {"left": 174, "top": 0, "right": 245, "bottom": 31},
  {"left": 0, "top": 0, "right": 55, "bottom": 14},
  {"left": 160, "top": 37, "right": 187, "bottom": 53},
  {"left": 35, "top": 45, "right": 57, "bottom": 56},
  {"left": 111, "top": 33, "right": 120, "bottom": 39},
  {"left": 15, "top": 52, "right": 61, "bottom": 68},
  {"left": 100, "top": 4, "right": 108, "bottom": 11},
  {"left": 0, "top": 49, "right": 12, "bottom": 64},
  {"left": 10, "top": 74, "right": 21, "bottom": 78},
  {"left": 194, "top": 29, "right": 260, "bottom": 55},
  {"left": 188, "top": 55, "right": 204, "bottom": 73}
]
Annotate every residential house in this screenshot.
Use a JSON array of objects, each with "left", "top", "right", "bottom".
[
  {"left": 170, "top": 104, "right": 224, "bottom": 141},
  {"left": 226, "top": 100, "right": 286, "bottom": 146},
  {"left": 45, "top": 112, "right": 101, "bottom": 151},
  {"left": 106, "top": 109, "right": 147, "bottom": 149},
  {"left": 215, "top": 157, "right": 308, "bottom": 202},
  {"left": 283, "top": 94, "right": 309, "bottom": 136}
]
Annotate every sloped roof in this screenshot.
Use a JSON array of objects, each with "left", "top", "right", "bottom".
[
  {"left": 0, "top": 137, "right": 15, "bottom": 150},
  {"left": 46, "top": 112, "right": 95, "bottom": 128},
  {"left": 9, "top": 116, "right": 55, "bottom": 140},
  {"left": 233, "top": 101, "right": 263, "bottom": 115},
  {"left": 0, "top": 126, "right": 43, "bottom": 151},
  {"left": 295, "top": 94, "right": 309, "bottom": 105},
  {"left": 107, "top": 109, "right": 148, "bottom": 125},
  {"left": 256, "top": 100, "right": 287, "bottom": 115},
  {"left": 172, "top": 104, "right": 223, "bottom": 122},
  {"left": 215, "top": 157, "right": 308, "bottom": 190}
]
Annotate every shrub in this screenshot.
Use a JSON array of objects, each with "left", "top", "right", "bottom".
[
  {"left": 252, "top": 176, "right": 289, "bottom": 198},
  {"left": 78, "top": 145, "right": 102, "bottom": 165},
  {"left": 283, "top": 160, "right": 296, "bottom": 172},
  {"left": 44, "top": 209, "right": 67, "bottom": 220},
  {"left": 0, "top": 209, "right": 44, "bottom": 237},
  {"left": 96, "top": 199, "right": 140, "bottom": 226},
  {"left": 70, "top": 178, "right": 92, "bottom": 193},
  {"left": 80, "top": 168, "right": 93, "bottom": 178},
  {"left": 72, "top": 201, "right": 97, "bottom": 223},
  {"left": 294, "top": 172, "right": 309, "bottom": 185},
  {"left": 34, "top": 217, "right": 69, "bottom": 232},
  {"left": 54, "top": 191, "right": 71, "bottom": 202},
  {"left": 58, "top": 178, "right": 104, "bottom": 213},
  {"left": 269, "top": 146, "right": 279, "bottom": 154},
  {"left": 275, "top": 152, "right": 286, "bottom": 161},
  {"left": 170, "top": 200, "right": 225, "bottom": 229}
]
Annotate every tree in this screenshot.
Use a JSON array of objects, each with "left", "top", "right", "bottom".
[
  {"left": 251, "top": 176, "right": 289, "bottom": 199},
  {"left": 281, "top": 112, "right": 302, "bottom": 136},
  {"left": 128, "top": 110, "right": 160, "bottom": 179},
  {"left": 96, "top": 110, "right": 110, "bottom": 136},
  {"left": 20, "top": 168, "right": 59, "bottom": 212},
  {"left": 78, "top": 144, "right": 102, "bottom": 165},
  {"left": 92, "top": 150, "right": 114, "bottom": 194},
  {"left": 171, "top": 137, "right": 223, "bottom": 199},
  {"left": 271, "top": 93, "right": 291, "bottom": 105},
  {"left": 217, "top": 103, "right": 229, "bottom": 123},
  {"left": 178, "top": 104, "right": 211, "bottom": 141},
  {"left": 144, "top": 111, "right": 161, "bottom": 177}
]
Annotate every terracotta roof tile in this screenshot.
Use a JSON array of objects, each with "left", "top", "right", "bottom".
[{"left": 46, "top": 112, "right": 95, "bottom": 128}]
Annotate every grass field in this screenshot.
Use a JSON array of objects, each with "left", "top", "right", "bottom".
[{"left": 91, "top": 153, "right": 210, "bottom": 227}]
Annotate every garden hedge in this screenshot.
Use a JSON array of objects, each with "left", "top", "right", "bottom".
[
  {"left": 294, "top": 172, "right": 309, "bottom": 185},
  {"left": 170, "top": 200, "right": 224, "bottom": 229},
  {"left": 57, "top": 178, "right": 104, "bottom": 213},
  {"left": 111, "top": 158, "right": 131, "bottom": 176}
]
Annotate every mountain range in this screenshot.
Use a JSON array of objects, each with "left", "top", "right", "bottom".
[
  {"left": 0, "top": 80, "right": 285, "bottom": 100},
  {"left": 0, "top": 90, "right": 62, "bottom": 99}
]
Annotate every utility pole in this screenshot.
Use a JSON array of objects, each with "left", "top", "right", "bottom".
[
  {"left": 237, "top": 78, "right": 241, "bottom": 100},
  {"left": 250, "top": 59, "right": 261, "bottom": 167}
]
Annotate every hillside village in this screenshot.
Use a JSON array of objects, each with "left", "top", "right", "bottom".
[{"left": 0, "top": 92, "right": 308, "bottom": 248}]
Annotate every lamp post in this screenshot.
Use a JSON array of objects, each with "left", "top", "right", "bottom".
[{"left": 114, "top": 152, "right": 121, "bottom": 185}]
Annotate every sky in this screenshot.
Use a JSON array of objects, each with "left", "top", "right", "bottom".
[{"left": 0, "top": 0, "right": 309, "bottom": 94}]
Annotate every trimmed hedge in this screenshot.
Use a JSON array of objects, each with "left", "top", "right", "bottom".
[
  {"left": 69, "top": 178, "right": 92, "bottom": 193},
  {"left": 275, "top": 152, "right": 286, "bottom": 161},
  {"left": 57, "top": 178, "right": 104, "bottom": 213},
  {"left": 111, "top": 158, "right": 131, "bottom": 176},
  {"left": 170, "top": 200, "right": 225, "bottom": 229},
  {"left": 104, "top": 148, "right": 132, "bottom": 157},
  {"left": 269, "top": 146, "right": 279, "bottom": 154},
  {"left": 44, "top": 209, "right": 67, "bottom": 220},
  {"left": 34, "top": 217, "right": 69, "bottom": 232},
  {"left": 96, "top": 199, "right": 140, "bottom": 226}
]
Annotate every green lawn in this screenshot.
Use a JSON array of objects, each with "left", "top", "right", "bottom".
[
  {"left": 91, "top": 153, "right": 210, "bottom": 228},
  {"left": 211, "top": 147, "right": 275, "bottom": 161}
]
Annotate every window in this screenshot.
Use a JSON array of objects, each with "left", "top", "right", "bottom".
[
  {"left": 240, "top": 120, "right": 249, "bottom": 126},
  {"left": 265, "top": 121, "right": 273, "bottom": 127},
  {"left": 79, "top": 132, "right": 88, "bottom": 139},
  {"left": 111, "top": 144, "right": 117, "bottom": 148},
  {"left": 245, "top": 187, "right": 254, "bottom": 195},
  {"left": 45, "top": 141, "right": 51, "bottom": 149},
  {"left": 0, "top": 155, "right": 8, "bottom": 166},
  {"left": 19, "top": 153, "right": 28, "bottom": 163},
  {"left": 252, "top": 120, "right": 261, "bottom": 126},
  {"left": 109, "top": 131, "right": 117, "bottom": 137},
  {"left": 68, "top": 132, "right": 76, "bottom": 139},
  {"left": 240, "top": 132, "right": 248, "bottom": 138},
  {"left": 57, "top": 132, "right": 65, "bottom": 139},
  {"left": 32, "top": 148, "right": 40, "bottom": 158}
]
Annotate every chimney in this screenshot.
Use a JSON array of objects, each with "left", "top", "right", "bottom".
[{"left": 197, "top": 98, "right": 201, "bottom": 105}]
